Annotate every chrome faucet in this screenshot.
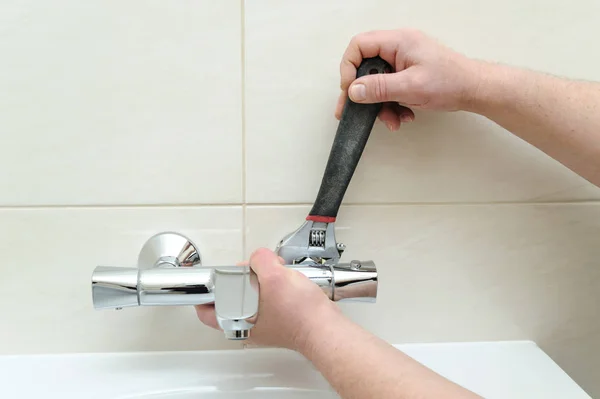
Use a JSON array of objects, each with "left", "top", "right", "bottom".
[
  {"left": 93, "top": 59, "right": 390, "bottom": 340},
  {"left": 92, "top": 232, "right": 378, "bottom": 340}
]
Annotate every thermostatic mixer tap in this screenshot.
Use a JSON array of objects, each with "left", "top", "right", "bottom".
[{"left": 92, "top": 57, "right": 389, "bottom": 340}]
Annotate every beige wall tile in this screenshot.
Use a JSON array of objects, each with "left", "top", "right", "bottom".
[
  {"left": 0, "top": 1, "right": 242, "bottom": 205},
  {"left": 244, "top": 0, "right": 600, "bottom": 204},
  {"left": 246, "top": 204, "right": 600, "bottom": 394},
  {"left": 0, "top": 206, "right": 244, "bottom": 353},
  {"left": 1, "top": 0, "right": 598, "bottom": 395}
]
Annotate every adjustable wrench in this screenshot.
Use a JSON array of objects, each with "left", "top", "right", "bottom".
[{"left": 276, "top": 57, "right": 390, "bottom": 266}]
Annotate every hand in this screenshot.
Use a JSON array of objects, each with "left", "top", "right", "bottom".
[
  {"left": 195, "top": 248, "right": 340, "bottom": 351},
  {"left": 336, "top": 29, "right": 483, "bottom": 131}
]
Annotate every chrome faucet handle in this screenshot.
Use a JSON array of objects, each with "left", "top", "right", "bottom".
[
  {"left": 138, "top": 232, "right": 202, "bottom": 269},
  {"left": 213, "top": 266, "right": 259, "bottom": 340}
]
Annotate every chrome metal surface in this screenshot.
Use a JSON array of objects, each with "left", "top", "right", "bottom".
[
  {"left": 138, "top": 267, "right": 214, "bottom": 306},
  {"left": 92, "top": 263, "right": 376, "bottom": 306},
  {"left": 92, "top": 266, "right": 139, "bottom": 309},
  {"left": 288, "top": 262, "right": 378, "bottom": 302},
  {"left": 94, "top": 232, "right": 377, "bottom": 341},
  {"left": 275, "top": 221, "right": 341, "bottom": 265},
  {"left": 336, "top": 242, "right": 346, "bottom": 256},
  {"left": 332, "top": 261, "right": 378, "bottom": 302},
  {"left": 224, "top": 329, "right": 250, "bottom": 340},
  {"left": 309, "top": 227, "right": 326, "bottom": 247},
  {"left": 138, "top": 232, "right": 201, "bottom": 269},
  {"left": 213, "top": 266, "right": 259, "bottom": 339}
]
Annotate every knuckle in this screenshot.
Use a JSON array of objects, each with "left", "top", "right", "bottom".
[
  {"left": 351, "top": 30, "right": 379, "bottom": 48},
  {"left": 361, "top": 29, "right": 380, "bottom": 39},
  {"left": 405, "top": 27, "right": 422, "bottom": 36},
  {"left": 398, "top": 27, "right": 423, "bottom": 41},
  {"left": 351, "top": 31, "right": 367, "bottom": 42},
  {"left": 349, "top": 33, "right": 361, "bottom": 47},
  {"left": 396, "top": 28, "right": 426, "bottom": 51}
]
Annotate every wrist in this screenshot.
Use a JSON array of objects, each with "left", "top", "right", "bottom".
[
  {"left": 461, "top": 61, "right": 535, "bottom": 115},
  {"left": 294, "top": 301, "right": 344, "bottom": 356},
  {"left": 458, "top": 59, "right": 494, "bottom": 113}
]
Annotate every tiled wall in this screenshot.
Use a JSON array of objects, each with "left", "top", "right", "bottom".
[{"left": 1, "top": 0, "right": 599, "bottom": 395}]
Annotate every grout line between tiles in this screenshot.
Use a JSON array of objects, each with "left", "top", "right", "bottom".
[
  {"left": 240, "top": 0, "right": 249, "bottom": 342},
  {"left": 0, "top": 200, "right": 599, "bottom": 211},
  {"left": 240, "top": 0, "right": 247, "bottom": 257},
  {"left": 243, "top": 200, "right": 600, "bottom": 207},
  {"left": 242, "top": 205, "right": 247, "bottom": 258},
  {"left": 240, "top": 0, "right": 247, "bottom": 205}
]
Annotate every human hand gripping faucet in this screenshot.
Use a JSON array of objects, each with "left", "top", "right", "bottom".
[
  {"left": 197, "top": 28, "right": 600, "bottom": 399},
  {"left": 196, "top": 249, "right": 480, "bottom": 399}
]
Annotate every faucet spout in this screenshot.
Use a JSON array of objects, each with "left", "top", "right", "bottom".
[
  {"left": 92, "top": 266, "right": 139, "bottom": 309},
  {"left": 91, "top": 265, "right": 258, "bottom": 339}
]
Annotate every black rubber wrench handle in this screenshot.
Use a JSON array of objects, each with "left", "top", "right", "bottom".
[{"left": 307, "top": 57, "right": 391, "bottom": 222}]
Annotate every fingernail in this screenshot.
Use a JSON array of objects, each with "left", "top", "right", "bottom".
[
  {"left": 350, "top": 84, "right": 366, "bottom": 101},
  {"left": 400, "top": 114, "right": 414, "bottom": 123},
  {"left": 386, "top": 122, "right": 398, "bottom": 132}
]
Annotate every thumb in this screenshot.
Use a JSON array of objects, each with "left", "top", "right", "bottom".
[
  {"left": 249, "top": 248, "right": 285, "bottom": 278},
  {"left": 348, "top": 70, "right": 417, "bottom": 104}
]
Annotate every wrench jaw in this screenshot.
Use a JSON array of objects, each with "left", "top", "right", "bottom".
[{"left": 275, "top": 220, "right": 344, "bottom": 265}]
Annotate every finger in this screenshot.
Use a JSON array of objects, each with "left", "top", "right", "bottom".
[
  {"left": 194, "top": 305, "right": 220, "bottom": 330},
  {"left": 249, "top": 248, "right": 284, "bottom": 279},
  {"left": 236, "top": 260, "right": 249, "bottom": 267},
  {"left": 340, "top": 30, "right": 407, "bottom": 90},
  {"left": 397, "top": 104, "right": 415, "bottom": 123},
  {"left": 379, "top": 103, "right": 416, "bottom": 131},
  {"left": 383, "top": 103, "right": 415, "bottom": 124},
  {"left": 277, "top": 256, "right": 285, "bottom": 265},
  {"left": 349, "top": 69, "right": 420, "bottom": 105},
  {"left": 378, "top": 103, "right": 401, "bottom": 131},
  {"left": 334, "top": 91, "right": 347, "bottom": 120}
]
